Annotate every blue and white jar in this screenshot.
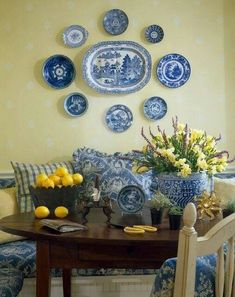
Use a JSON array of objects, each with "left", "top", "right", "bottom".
[{"left": 157, "top": 172, "right": 208, "bottom": 207}]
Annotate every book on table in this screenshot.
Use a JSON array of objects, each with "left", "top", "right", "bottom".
[{"left": 39, "top": 219, "right": 88, "bottom": 233}]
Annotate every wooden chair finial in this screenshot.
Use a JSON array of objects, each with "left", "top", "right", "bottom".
[{"left": 183, "top": 203, "right": 197, "bottom": 229}]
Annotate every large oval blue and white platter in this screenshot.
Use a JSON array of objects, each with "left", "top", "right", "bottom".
[
  {"left": 42, "top": 54, "right": 76, "bottom": 89},
  {"left": 64, "top": 92, "right": 88, "bottom": 117},
  {"left": 103, "top": 9, "right": 129, "bottom": 35},
  {"left": 143, "top": 96, "right": 167, "bottom": 120},
  {"left": 105, "top": 104, "right": 133, "bottom": 133},
  {"left": 82, "top": 41, "right": 152, "bottom": 94},
  {"left": 117, "top": 185, "right": 145, "bottom": 213},
  {"left": 63, "top": 25, "right": 88, "bottom": 48},
  {"left": 156, "top": 53, "right": 191, "bottom": 88}
]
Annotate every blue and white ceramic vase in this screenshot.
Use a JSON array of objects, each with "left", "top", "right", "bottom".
[{"left": 157, "top": 172, "right": 208, "bottom": 207}]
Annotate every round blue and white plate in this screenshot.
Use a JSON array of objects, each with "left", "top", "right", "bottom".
[
  {"left": 103, "top": 9, "right": 129, "bottom": 35},
  {"left": 117, "top": 185, "right": 145, "bottom": 214},
  {"left": 63, "top": 25, "right": 88, "bottom": 48},
  {"left": 156, "top": 53, "right": 191, "bottom": 88},
  {"left": 145, "top": 25, "right": 164, "bottom": 43},
  {"left": 42, "top": 55, "right": 76, "bottom": 89},
  {"left": 64, "top": 93, "right": 88, "bottom": 117},
  {"left": 144, "top": 97, "right": 167, "bottom": 120},
  {"left": 105, "top": 104, "right": 133, "bottom": 133}
]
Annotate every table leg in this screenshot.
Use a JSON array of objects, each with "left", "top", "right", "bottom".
[
  {"left": 36, "top": 240, "right": 51, "bottom": 297},
  {"left": 63, "top": 269, "right": 71, "bottom": 297}
]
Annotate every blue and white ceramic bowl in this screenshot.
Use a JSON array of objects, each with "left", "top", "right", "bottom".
[
  {"left": 117, "top": 185, "right": 145, "bottom": 213},
  {"left": 64, "top": 93, "right": 88, "bottom": 117},
  {"left": 103, "top": 9, "right": 129, "bottom": 35},
  {"left": 145, "top": 25, "right": 164, "bottom": 43},
  {"left": 63, "top": 25, "right": 88, "bottom": 48},
  {"left": 105, "top": 104, "right": 133, "bottom": 133},
  {"left": 42, "top": 54, "right": 76, "bottom": 89},
  {"left": 144, "top": 97, "right": 167, "bottom": 120},
  {"left": 156, "top": 53, "right": 191, "bottom": 88}
]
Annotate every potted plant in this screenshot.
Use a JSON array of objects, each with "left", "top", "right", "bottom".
[
  {"left": 149, "top": 191, "right": 171, "bottom": 225},
  {"left": 168, "top": 205, "right": 183, "bottom": 230},
  {"left": 222, "top": 199, "right": 235, "bottom": 218},
  {"left": 132, "top": 116, "right": 235, "bottom": 207}
]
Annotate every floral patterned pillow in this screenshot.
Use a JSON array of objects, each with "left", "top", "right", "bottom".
[{"left": 72, "top": 147, "right": 155, "bottom": 202}]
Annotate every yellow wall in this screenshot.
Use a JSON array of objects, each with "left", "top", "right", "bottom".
[{"left": 0, "top": 0, "right": 230, "bottom": 172}]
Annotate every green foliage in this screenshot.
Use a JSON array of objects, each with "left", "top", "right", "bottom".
[
  {"left": 223, "top": 199, "right": 235, "bottom": 212},
  {"left": 168, "top": 205, "right": 184, "bottom": 216},
  {"left": 150, "top": 191, "right": 171, "bottom": 210}
]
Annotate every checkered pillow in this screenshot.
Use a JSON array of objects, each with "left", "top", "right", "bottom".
[{"left": 11, "top": 161, "right": 74, "bottom": 213}]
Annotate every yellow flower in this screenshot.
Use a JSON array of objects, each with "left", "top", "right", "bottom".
[
  {"left": 216, "top": 164, "right": 226, "bottom": 172},
  {"left": 177, "top": 123, "right": 185, "bottom": 132},
  {"left": 180, "top": 164, "right": 192, "bottom": 177},
  {"left": 207, "top": 165, "right": 217, "bottom": 175},
  {"left": 197, "top": 158, "right": 208, "bottom": 170},
  {"left": 174, "top": 158, "right": 186, "bottom": 168},
  {"left": 190, "top": 129, "right": 204, "bottom": 142}
]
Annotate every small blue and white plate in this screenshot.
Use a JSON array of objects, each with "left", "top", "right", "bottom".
[
  {"left": 117, "top": 185, "right": 145, "bottom": 214},
  {"left": 103, "top": 9, "right": 129, "bottom": 35},
  {"left": 144, "top": 97, "right": 167, "bottom": 120},
  {"left": 145, "top": 25, "right": 164, "bottom": 43},
  {"left": 156, "top": 53, "right": 191, "bottom": 88},
  {"left": 64, "top": 93, "right": 88, "bottom": 117},
  {"left": 63, "top": 25, "right": 88, "bottom": 48},
  {"left": 105, "top": 104, "right": 133, "bottom": 133},
  {"left": 42, "top": 54, "right": 76, "bottom": 89}
]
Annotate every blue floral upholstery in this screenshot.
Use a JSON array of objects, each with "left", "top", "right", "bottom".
[
  {"left": 0, "top": 179, "right": 15, "bottom": 189},
  {"left": 72, "top": 147, "right": 155, "bottom": 201},
  {"left": 150, "top": 255, "right": 216, "bottom": 297},
  {"left": 0, "top": 268, "right": 24, "bottom": 297},
  {"left": 0, "top": 240, "right": 158, "bottom": 278}
]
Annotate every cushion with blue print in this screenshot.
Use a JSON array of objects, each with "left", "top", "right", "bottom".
[{"left": 72, "top": 147, "right": 156, "bottom": 201}]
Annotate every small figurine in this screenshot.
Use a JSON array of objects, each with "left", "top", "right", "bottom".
[{"left": 102, "top": 197, "right": 115, "bottom": 225}]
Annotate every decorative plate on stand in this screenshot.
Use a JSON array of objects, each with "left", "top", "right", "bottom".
[
  {"left": 42, "top": 55, "right": 76, "bottom": 89},
  {"left": 103, "top": 9, "right": 129, "bottom": 35},
  {"left": 64, "top": 93, "right": 88, "bottom": 117},
  {"left": 105, "top": 104, "right": 133, "bottom": 133},
  {"left": 145, "top": 25, "right": 164, "bottom": 43},
  {"left": 156, "top": 53, "right": 191, "bottom": 88},
  {"left": 143, "top": 97, "right": 167, "bottom": 120},
  {"left": 63, "top": 25, "right": 88, "bottom": 47},
  {"left": 117, "top": 185, "right": 145, "bottom": 214}
]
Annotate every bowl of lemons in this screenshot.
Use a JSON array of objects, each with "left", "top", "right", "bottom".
[{"left": 29, "top": 166, "right": 83, "bottom": 219}]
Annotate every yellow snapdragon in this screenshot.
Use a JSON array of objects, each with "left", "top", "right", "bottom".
[
  {"left": 180, "top": 164, "right": 192, "bottom": 177},
  {"left": 190, "top": 129, "right": 204, "bottom": 143},
  {"left": 197, "top": 158, "right": 208, "bottom": 170}
]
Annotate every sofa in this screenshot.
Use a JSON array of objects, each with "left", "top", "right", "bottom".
[
  {"left": 0, "top": 147, "right": 234, "bottom": 297},
  {"left": 0, "top": 147, "right": 158, "bottom": 297}
]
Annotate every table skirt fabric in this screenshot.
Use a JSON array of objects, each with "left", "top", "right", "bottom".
[
  {"left": 0, "top": 268, "right": 24, "bottom": 297},
  {"left": 150, "top": 255, "right": 216, "bottom": 297}
]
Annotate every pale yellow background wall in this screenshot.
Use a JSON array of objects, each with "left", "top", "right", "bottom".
[{"left": 0, "top": 0, "right": 232, "bottom": 172}]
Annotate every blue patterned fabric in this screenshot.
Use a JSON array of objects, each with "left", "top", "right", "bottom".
[
  {"left": 0, "top": 268, "right": 24, "bottom": 297},
  {"left": 0, "top": 179, "right": 15, "bottom": 189},
  {"left": 0, "top": 240, "right": 158, "bottom": 278},
  {"left": 150, "top": 255, "right": 216, "bottom": 297},
  {"left": 72, "top": 147, "right": 155, "bottom": 201}
]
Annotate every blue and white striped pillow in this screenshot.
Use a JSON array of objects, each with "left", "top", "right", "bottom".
[{"left": 11, "top": 161, "right": 74, "bottom": 213}]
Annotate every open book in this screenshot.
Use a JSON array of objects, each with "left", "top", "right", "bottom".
[{"left": 40, "top": 219, "right": 88, "bottom": 233}]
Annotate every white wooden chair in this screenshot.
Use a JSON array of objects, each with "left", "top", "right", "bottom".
[{"left": 173, "top": 202, "right": 235, "bottom": 297}]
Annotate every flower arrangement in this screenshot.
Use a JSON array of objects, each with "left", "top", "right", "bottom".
[{"left": 133, "top": 117, "right": 234, "bottom": 177}]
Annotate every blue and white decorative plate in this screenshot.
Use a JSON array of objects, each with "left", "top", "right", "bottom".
[
  {"left": 145, "top": 25, "right": 164, "bottom": 43},
  {"left": 103, "top": 9, "right": 129, "bottom": 35},
  {"left": 143, "top": 97, "right": 167, "bottom": 120},
  {"left": 42, "top": 55, "right": 76, "bottom": 89},
  {"left": 82, "top": 41, "right": 151, "bottom": 94},
  {"left": 105, "top": 104, "right": 133, "bottom": 133},
  {"left": 63, "top": 25, "right": 88, "bottom": 48},
  {"left": 156, "top": 53, "right": 191, "bottom": 88},
  {"left": 117, "top": 185, "right": 145, "bottom": 213},
  {"left": 64, "top": 93, "right": 88, "bottom": 117}
]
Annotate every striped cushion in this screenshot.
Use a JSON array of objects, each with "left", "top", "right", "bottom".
[{"left": 11, "top": 161, "right": 74, "bottom": 213}]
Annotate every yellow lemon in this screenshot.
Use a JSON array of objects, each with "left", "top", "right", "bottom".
[
  {"left": 41, "top": 178, "right": 54, "bottom": 188},
  {"left": 35, "top": 173, "right": 48, "bottom": 187},
  {"left": 54, "top": 206, "right": 69, "bottom": 218},
  {"left": 61, "top": 174, "right": 73, "bottom": 186},
  {"left": 54, "top": 167, "right": 69, "bottom": 177},
  {"left": 72, "top": 173, "right": 83, "bottom": 185},
  {"left": 34, "top": 206, "right": 50, "bottom": 219},
  {"left": 48, "top": 174, "right": 61, "bottom": 186}
]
